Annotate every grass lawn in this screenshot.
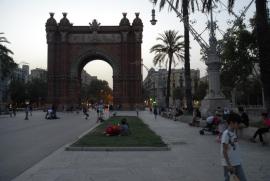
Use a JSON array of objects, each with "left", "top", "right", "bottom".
[{"left": 72, "top": 116, "right": 167, "bottom": 147}]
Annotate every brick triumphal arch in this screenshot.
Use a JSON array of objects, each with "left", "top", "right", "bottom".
[{"left": 45, "top": 12, "right": 143, "bottom": 109}]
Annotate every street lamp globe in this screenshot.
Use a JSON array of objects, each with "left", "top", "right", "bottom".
[{"left": 150, "top": 9, "right": 157, "bottom": 25}]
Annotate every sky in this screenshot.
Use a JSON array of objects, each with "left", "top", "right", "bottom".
[{"left": 0, "top": 0, "right": 257, "bottom": 88}]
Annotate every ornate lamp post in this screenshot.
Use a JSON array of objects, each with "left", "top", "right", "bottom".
[
  {"left": 150, "top": 3, "right": 157, "bottom": 25},
  {"left": 200, "top": 7, "right": 230, "bottom": 117}
]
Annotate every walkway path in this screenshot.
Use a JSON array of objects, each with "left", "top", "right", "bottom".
[
  {"left": 12, "top": 111, "right": 270, "bottom": 181},
  {"left": 0, "top": 110, "right": 96, "bottom": 181}
]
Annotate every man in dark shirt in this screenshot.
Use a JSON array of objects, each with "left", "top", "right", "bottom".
[{"left": 238, "top": 107, "right": 249, "bottom": 127}]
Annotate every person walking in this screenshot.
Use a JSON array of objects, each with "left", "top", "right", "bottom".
[
  {"left": 24, "top": 105, "right": 29, "bottom": 120},
  {"left": 29, "top": 104, "right": 33, "bottom": 116},
  {"left": 83, "top": 106, "right": 89, "bottom": 120},
  {"left": 153, "top": 106, "right": 158, "bottom": 120},
  {"left": 12, "top": 105, "right": 16, "bottom": 117},
  {"left": 8, "top": 104, "right": 13, "bottom": 117},
  {"left": 135, "top": 104, "right": 139, "bottom": 117},
  {"left": 96, "top": 102, "right": 104, "bottom": 123},
  {"left": 221, "top": 112, "right": 247, "bottom": 181}
]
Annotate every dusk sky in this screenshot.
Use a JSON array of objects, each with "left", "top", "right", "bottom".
[{"left": 0, "top": 0, "right": 256, "bottom": 88}]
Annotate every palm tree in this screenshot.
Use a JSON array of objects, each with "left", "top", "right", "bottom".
[
  {"left": 0, "top": 45, "right": 16, "bottom": 80},
  {"left": 202, "top": 0, "right": 270, "bottom": 113},
  {"left": 152, "top": 0, "right": 199, "bottom": 113},
  {"left": 150, "top": 30, "right": 184, "bottom": 108},
  {"left": 0, "top": 33, "right": 17, "bottom": 80}
]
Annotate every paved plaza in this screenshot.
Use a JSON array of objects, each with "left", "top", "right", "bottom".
[
  {"left": 0, "top": 110, "right": 97, "bottom": 181},
  {"left": 3, "top": 110, "right": 267, "bottom": 181}
]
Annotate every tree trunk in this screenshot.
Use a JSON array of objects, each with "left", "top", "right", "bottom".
[
  {"left": 183, "top": 0, "right": 193, "bottom": 112},
  {"left": 256, "top": 0, "right": 270, "bottom": 113},
  {"left": 166, "top": 53, "right": 173, "bottom": 108}
]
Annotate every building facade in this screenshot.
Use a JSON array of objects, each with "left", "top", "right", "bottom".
[
  {"left": 30, "top": 68, "right": 47, "bottom": 81},
  {"left": 143, "top": 68, "right": 200, "bottom": 108},
  {"left": 81, "top": 70, "right": 97, "bottom": 86},
  {"left": 12, "top": 64, "right": 29, "bottom": 82}
]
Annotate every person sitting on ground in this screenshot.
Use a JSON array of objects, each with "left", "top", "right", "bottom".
[
  {"left": 238, "top": 106, "right": 249, "bottom": 127},
  {"left": 45, "top": 107, "right": 53, "bottom": 119},
  {"left": 120, "top": 118, "right": 130, "bottom": 136},
  {"left": 190, "top": 108, "right": 201, "bottom": 126},
  {"left": 173, "top": 108, "right": 183, "bottom": 121},
  {"left": 250, "top": 112, "right": 270, "bottom": 146},
  {"left": 105, "top": 123, "right": 121, "bottom": 136}
]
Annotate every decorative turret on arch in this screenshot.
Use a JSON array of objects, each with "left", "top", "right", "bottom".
[{"left": 46, "top": 12, "right": 143, "bottom": 110}]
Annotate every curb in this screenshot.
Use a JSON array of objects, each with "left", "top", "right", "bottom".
[
  {"left": 66, "top": 146, "right": 170, "bottom": 151},
  {"left": 65, "top": 122, "right": 101, "bottom": 149}
]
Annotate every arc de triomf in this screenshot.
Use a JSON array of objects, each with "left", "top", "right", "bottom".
[{"left": 45, "top": 12, "right": 143, "bottom": 110}]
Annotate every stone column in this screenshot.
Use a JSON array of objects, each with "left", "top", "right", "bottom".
[{"left": 200, "top": 10, "right": 230, "bottom": 117}]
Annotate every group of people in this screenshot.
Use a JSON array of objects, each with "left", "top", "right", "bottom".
[
  {"left": 193, "top": 107, "right": 270, "bottom": 181},
  {"left": 80, "top": 102, "right": 118, "bottom": 122},
  {"left": 149, "top": 105, "right": 183, "bottom": 120},
  {"left": 221, "top": 111, "right": 269, "bottom": 181},
  {"left": 196, "top": 107, "right": 270, "bottom": 146}
]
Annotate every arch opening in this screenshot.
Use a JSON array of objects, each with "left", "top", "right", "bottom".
[{"left": 80, "top": 59, "right": 113, "bottom": 106}]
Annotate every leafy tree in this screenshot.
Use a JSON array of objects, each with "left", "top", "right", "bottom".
[
  {"left": 9, "top": 79, "right": 26, "bottom": 105},
  {"left": 152, "top": 0, "right": 199, "bottom": 112},
  {"left": 219, "top": 21, "right": 258, "bottom": 90},
  {"left": 27, "top": 78, "right": 47, "bottom": 106},
  {"left": 9, "top": 78, "right": 48, "bottom": 106},
  {"left": 193, "top": 81, "right": 208, "bottom": 101},
  {"left": 81, "top": 79, "right": 112, "bottom": 104},
  {"left": 150, "top": 30, "right": 184, "bottom": 108},
  {"left": 0, "top": 34, "right": 17, "bottom": 80},
  {"left": 202, "top": 0, "right": 270, "bottom": 113},
  {"left": 235, "top": 78, "right": 262, "bottom": 105}
]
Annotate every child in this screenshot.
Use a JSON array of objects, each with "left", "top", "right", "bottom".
[{"left": 221, "top": 112, "right": 247, "bottom": 181}]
